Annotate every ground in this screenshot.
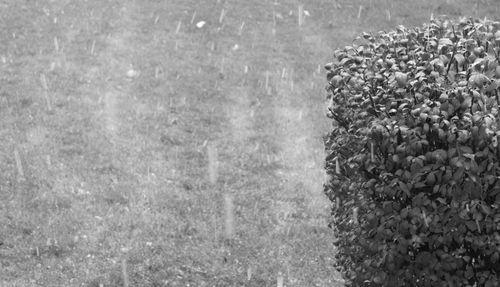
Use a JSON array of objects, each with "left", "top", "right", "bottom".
[{"left": 0, "top": 0, "right": 498, "bottom": 286}]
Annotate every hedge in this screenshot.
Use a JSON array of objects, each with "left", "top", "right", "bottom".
[{"left": 324, "top": 17, "right": 500, "bottom": 286}]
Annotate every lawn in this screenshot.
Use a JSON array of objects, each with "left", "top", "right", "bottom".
[{"left": 0, "top": 0, "right": 498, "bottom": 286}]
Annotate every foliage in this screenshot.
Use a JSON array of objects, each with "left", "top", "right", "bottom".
[{"left": 324, "top": 16, "right": 500, "bottom": 286}]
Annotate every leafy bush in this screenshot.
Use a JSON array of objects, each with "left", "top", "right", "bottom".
[{"left": 324, "top": 17, "right": 500, "bottom": 286}]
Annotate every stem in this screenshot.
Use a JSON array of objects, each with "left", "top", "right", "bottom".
[
  {"left": 371, "top": 142, "right": 375, "bottom": 162},
  {"left": 495, "top": 47, "right": 500, "bottom": 65},
  {"left": 470, "top": 90, "right": 475, "bottom": 114},
  {"left": 446, "top": 28, "right": 458, "bottom": 79},
  {"left": 495, "top": 89, "right": 500, "bottom": 109},
  {"left": 369, "top": 80, "right": 379, "bottom": 117}
]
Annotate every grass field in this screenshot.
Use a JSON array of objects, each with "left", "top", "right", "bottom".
[{"left": 0, "top": 0, "right": 498, "bottom": 286}]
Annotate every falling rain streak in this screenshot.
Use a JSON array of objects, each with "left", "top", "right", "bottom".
[{"left": 207, "top": 142, "right": 218, "bottom": 185}]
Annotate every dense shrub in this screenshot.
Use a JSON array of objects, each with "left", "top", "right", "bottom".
[{"left": 324, "top": 17, "right": 500, "bottom": 286}]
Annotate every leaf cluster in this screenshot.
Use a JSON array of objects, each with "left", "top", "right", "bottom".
[{"left": 324, "top": 17, "right": 500, "bottom": 286}]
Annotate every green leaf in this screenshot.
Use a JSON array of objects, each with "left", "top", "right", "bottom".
[
  {"left": 372, "top": 272, "right": 387, "bottom": 284},
  {"left": 454, "top": 54, "right": 465, "bottom": 66},
  {"left": 459, "top": 146, "right": 473, "bottom": 154},
  {"left": 480, "top": 203, "right": 492, "bottom": 215},
  {"left": 465, "top": 220, "right": 476, "bottom": 231},
  {"left": 491, "top": 252, "right": 499, "bottom": 263},
  {"left": 453, "top": 167, "right": 464, "bottom": 182}
]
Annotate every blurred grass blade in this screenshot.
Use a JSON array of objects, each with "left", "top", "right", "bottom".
[
  {"left": 224, "top": 194, "right": 234, "bottom": 240},
  {"left": 14, "top": 148, "right": 25, "bottom": 182},
  {"left": 207, "top": 142, "right": 218, "bottom": 185}
]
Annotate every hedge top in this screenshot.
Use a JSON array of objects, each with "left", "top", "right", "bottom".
[{"left": 326, "top": 17, "right": 500, "bottom": 139}]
